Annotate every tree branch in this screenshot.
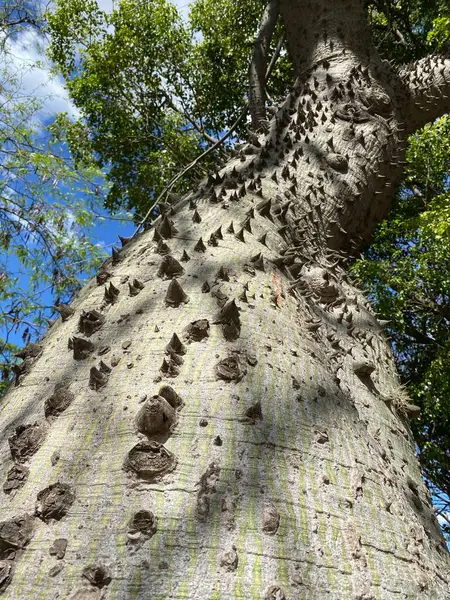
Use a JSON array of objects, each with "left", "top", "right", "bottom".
[
  {"left": 403, "top": 323, "right": 437, "bottom": 347},
  {"left": 399, "top": 55, "right": 450, "bottom": 133},
  {"left": 409, "top": 292, "right": 450, "bottom": 322},
  {"left": 134, "top": 106, "right": 249, "bottom": 235},
  {"left": 248, "top": 0, "right": 279, "bottom": 131},
  {"left": 162, "top": 92, "right": 219, "bottom": 146},
  {"left": 0, "top": 16, "right": 37, "bottom": 29}
]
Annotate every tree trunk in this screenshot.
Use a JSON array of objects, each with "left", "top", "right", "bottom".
[{"left": 1, "top": 1, "right": 449, "bottom": 598}]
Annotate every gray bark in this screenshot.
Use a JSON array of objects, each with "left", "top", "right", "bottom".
[
  {"left": 0, "top": 0, "right": 449, "bottom": 598},
  {"left": 248, "top": 0, "right": 279, "bottom": 131}
]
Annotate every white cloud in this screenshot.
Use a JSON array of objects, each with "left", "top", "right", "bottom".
[
  {"left": 1, "top": 0, "right": 193, "bottom": 127},
  {"left": 3, "top": 28, "right": 79, "bottom": 122}
]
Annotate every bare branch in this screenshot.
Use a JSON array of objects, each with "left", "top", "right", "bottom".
[
  {"left": 403, "top": 324, "right": 437, "bottom": 347},
  {"left": 133, "top": 105, "right": 249, "bottom": 235},
  {"left": 395, "top": 29, "right": 407, "bottom": 48},
  {"left": 266, "top": 34, "right": 283, "bottom": 80},
  {"left": 248, "top": 0, "right": 279, "bottom": 131}
]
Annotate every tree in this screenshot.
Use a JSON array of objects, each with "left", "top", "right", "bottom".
[
  {"left": 1, "top": 0, "right": 450, "bottom": 598},
  {"left": 0, "top": 74, "right": 107, "bottom": 394},
  {"left": 46, "top": 0, "right": 449, "bottom": 216},
  {"left": 47, "top": 0, "right": 291, "bottom": 216},
  {"left": 0, "top": 0, "right": 124, "bottom": 395},
  {"left": 47, "top": 0, "right": 450, "bottom": 515},
  {"left": 0, "top": 0, "right": 44, "bottom": 42}
]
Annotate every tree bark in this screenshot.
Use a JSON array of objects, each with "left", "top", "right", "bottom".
[
  {"left": 248, "top": 0, "right": 279, "bottom": 131},
  {"left": 1, "top": 1, "right": 449, "bottom": 598}
]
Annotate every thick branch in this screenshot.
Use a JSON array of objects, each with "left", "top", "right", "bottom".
[
  {"left": 400, "top": 55, "right": 450, "bottom": 133},
  {"left": 248, "top": 0, "right": 278, "bottom": 131}
]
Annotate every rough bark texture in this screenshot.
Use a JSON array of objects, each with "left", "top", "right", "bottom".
[{"left": 1, "top": 1, "right": 450, "bottom": 598}]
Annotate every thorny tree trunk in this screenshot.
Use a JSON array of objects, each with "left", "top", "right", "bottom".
[{"left": 1, "top": 1, "right": 450, "bottom": 598}]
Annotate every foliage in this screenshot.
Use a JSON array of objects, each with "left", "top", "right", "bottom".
[
  {"left": 366, "top": 0, "right": 449, "bottom": 61},
  {"left": 427, "top": 14, "right": 450, "bottom": 50},
  {"left": 48, "top": 0, "right": 217, "bottom": 216},
  {"left": 47, "top": 0, "right": 293, "bottom": 217},
  {"left": 0, "top": 0, "right": 45, "bottom": 45},
  {"left": 188, "top": 0, "right": 291, "bottom": 133},
  {"left": 0, "top": 2, "right": 115, "bottom": 396}
]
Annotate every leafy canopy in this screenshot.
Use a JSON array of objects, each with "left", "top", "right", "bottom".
[{"left": 47, "top": 0, "right": 291, "bottom": 216}]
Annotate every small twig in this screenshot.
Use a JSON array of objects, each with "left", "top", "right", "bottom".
[
  {"left": 1, "top": 314, "right": 45, "bottom": 333},
  {"left": 395, "top": 29, "right": 407, "bottom": 48},
  {"left": 266, "top": 35, "right": 284, "bottom": 79},
  {"left": 162, "top": 91, "right": 220, "bottom": 146}
]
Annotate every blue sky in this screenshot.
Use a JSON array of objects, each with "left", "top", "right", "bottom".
[
  {"left": 0, "top": 0, "right": 191, "bottom": 349},
  {"left": 0, "top": 0, "right": 189, "bottom": 358}
]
